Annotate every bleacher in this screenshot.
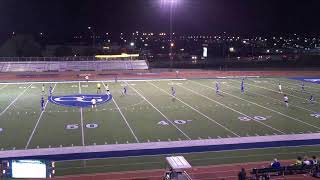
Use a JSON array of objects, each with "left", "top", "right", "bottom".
[
  {"left": 0, "top": 60, "right": 149, "bottom": 72},
  {"left": 250, "top": 163, "right": 320, "bottom": 179}
]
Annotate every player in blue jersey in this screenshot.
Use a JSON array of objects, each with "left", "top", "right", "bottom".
[
  {"left": 241, "top": 79, "right": 245, "bottom": 94},
  {"left": 41, "top": 96, "right": 45, "bottom": 111},
  {"left": 49, "top": 85, "right": 53, "bottom": 96},
  {"left": 122, "top": 86, "right": 127, "bottom": 96},
  {"left": 215, "top": 82, "right": 220, "bottom": 94},
  {"left": 301, "top": 82, "right": 305, "bottom": 92},
  {"left": 309, "top": 95, "right": 315, "bottom": 104},
  {"left": 171, "top": 87, "right": 176, "bottom": 97}
]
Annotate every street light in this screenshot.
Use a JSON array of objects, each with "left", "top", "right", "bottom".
[{"left": 88, "top": 26, "right": 96, "bottom": 48}]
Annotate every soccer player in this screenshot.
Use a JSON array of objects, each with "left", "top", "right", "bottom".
[
  {"left": 85, "top": 75, "right": 89, "bottom": 82},
  {"left": 309, "top": 95, "right": 315, "bottom": 104},
  {"left": 301, "top": 82, "right": 305, "bottom": 92},
  {"left": 215, "top": 82, "right": 220, "bottom": 94},
  {"left": 91, "top": 98, "right": 97, "bottom": 108},
  {"left": 284, "top": 94, "right": 289, "bottom": 107},
  {"left": 41, "top": 96, "right": 45, "bottom": 111},
  {"left": 49, "top": 85, "right": 53, "bottom": 96},
  {"left": 42, "top": 84, "right": 45, "bottom": 95},
  {"left": 241, "top": 79, "right": 245, "bottom": 94},
  {"left": 171, "top": 87, "right": 176, "bottom": 97},
  {"left": 122, "top": 86, "right": 127, "bottom": 96},
  {"left": 97, "top": 83, "right": 101, "bottom": 94},
  {"left": 278, "top": 83, "right": 282, "bottom": 94},
  {"left": 105, "top": 84, "right": 110, "bottom": 94}
]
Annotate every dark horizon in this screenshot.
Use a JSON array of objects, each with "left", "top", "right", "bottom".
[{"left": 1, "top": 0, "right": 320, "bottom": 39}]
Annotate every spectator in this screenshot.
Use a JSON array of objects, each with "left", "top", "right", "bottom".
[
  {"left": 311, "top": 156, "right": 318, "bottom": 166},
  {"left": 238, "top": 168, "right": 246, "bottom": 180},
  {"left": 303, "top": 156, "right": 311, "bottom": 165},
  {"left": 271, "top": 158, "right": 281, "bottom": 169},
  {"left": 294, "top": 156, "right": 303, "bottom": 166}
]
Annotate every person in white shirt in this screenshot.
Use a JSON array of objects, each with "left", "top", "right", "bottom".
[
  {"left": 91, "top": 98, "right": 97, "bottom": 108},
  {"left": 85, "top": 75, "right": 89, "bottom": 82},
  {"left": 278, "top": 83, "right": 282, "bottom": 94},
  {"left": 284, "top": 95, "right": 289, "bottom": 107}
]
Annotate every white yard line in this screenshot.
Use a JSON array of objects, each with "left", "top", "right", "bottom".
[
  {"left": 102, "top": 83, "right": 140, "bottom": 143},
  {"left": 147, "top": 81, "right": 240, "bottom": 137},
  {"left": 79, "top": 82, "right": 85, "bottom": 146},
  {"left": 177, "top": 82, "right": 285, "bottom": 135},
  {"left": 224, "top": 82, "right": 317, "bottom": 114},
  {"left": 0, "top": 84, "right": 8, "bottom": 91},
  {"left": 125, "top": 81, "right": 192, "bottom": 140},
  {"left": 25, "top": 84, "right": 57, "bottom": 149},
  {"left": 0, "top": 84, "right": 33, "bottom": 116},
  {"left": 244, "top": 79, "right": 320, "bottom": 105},
  {"left": 191, "top": 80, "right": 320, "bottom": 131}
]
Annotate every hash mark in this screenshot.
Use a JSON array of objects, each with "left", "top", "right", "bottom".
[
  {"left": 217, "top": 136, "right": 222, "bottom": 139},
  {"left": 168, "top": 138, "right": 171, "bottom": 141},
  {"left": 273, "top": 133, "right": 278, "bottom": 135}
]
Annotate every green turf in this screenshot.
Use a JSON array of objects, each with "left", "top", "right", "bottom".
[{"left": 0, "top": 78, "right": 320, "bottom": 175}]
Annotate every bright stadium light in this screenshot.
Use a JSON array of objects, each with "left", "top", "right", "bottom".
[
  {"left": 160, "top": 0, "right": 181, "bottom": 70},
  {"left": 130, "top": 42, "right": 135, "bottom": 47}
]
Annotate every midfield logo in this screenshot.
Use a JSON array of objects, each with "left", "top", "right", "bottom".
[{"left": 49, "top": 94, "right": 112, "bottom": 108}]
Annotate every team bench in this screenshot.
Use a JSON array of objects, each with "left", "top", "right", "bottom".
[{"left": 251, "top": 164, "right": 317, "bottom": 179}]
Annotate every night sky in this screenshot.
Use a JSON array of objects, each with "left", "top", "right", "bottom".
[{"left": 0, "top": 0, "right": 319, "bottom": 38}]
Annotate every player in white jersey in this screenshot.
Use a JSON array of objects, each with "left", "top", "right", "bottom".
[
  {"left": 91, "top": 98, "right": 97, "bottom": 108},
  {"left": 105, "top": 84, "right": 110, "bottom": 94},
  {"left": 284, "top": 95, "right": 289, "bottom": 107},
  {"left": 85, "top": 75, "right": 89, "bottom": 82},
  {"left": 42, "top": 84, "right": 45, "bottom": 95},
  {"left": 278, "top": 83, "right": 282, "bottom": 94}
]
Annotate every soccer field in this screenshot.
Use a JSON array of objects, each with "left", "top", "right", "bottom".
[{"left": 0, "top": 77, "right": 320, "bottom": 151}]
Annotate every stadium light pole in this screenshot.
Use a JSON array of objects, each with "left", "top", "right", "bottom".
[
  {"left": 88, "top": 26, "right": 96, "bottom": 48},
  {"left": 161, "top": 0, "right": 179, "bottom": 71}
]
